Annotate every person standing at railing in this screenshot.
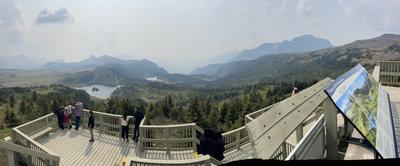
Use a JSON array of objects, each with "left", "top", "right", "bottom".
[
  {"left": 75, "top": 101, "right": 83, "bottom": 130},
  {"left": 53, "top": 105, "right": 65, "bottom": 130},
  {"left": 133, "top": 107, "right": 144, "bottom": 143},
  {"left": 198, "top": 128, "right": 225, "bottom": 161},
  {"left": 88, "top": 110, "right": 95, "bottom": 142},
  {"left": 66, "top": 104, "right": 73, "bottom": 121},
  {"left": 292, "top": 87, "right": 300, "bottom": 96},
  {"left": 63, "top": 106, "right": 72, "bottom": 129},
  {"left": 121, "top": 111, "right": 130, "bottom": 142}
]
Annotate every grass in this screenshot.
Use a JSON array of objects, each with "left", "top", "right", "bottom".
[{"left": 0, "top": 69, "right": 65, "bottom": 87}]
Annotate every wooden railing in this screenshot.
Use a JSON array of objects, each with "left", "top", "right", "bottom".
[
  {"left": 271, "top": 142, "right": 295, "bottom": 160},
  {"left": 379, "top": 61, "right": 400, "bottom": 86},
  {"left": 11, "top": 113, "right": 60, "bottom": 166},
  {"left": 245, "top": 103, "right": 277, "bottom": 123},
  {"left": 3, "top": 98, "right": 306, "bottom": 166},
  {"left": 221, "top": 126, "right": 249, "bottom": 154},
  {"left": 129, "top": 155, "right": 213, "bottom": 166},
  {"left": 139, "top": 118, "right": 204, "bottom": 154},
  {"left": 14, "top": 113, "right": 58, "bottom": 137},
  {"left": 81, "top": 109, "right": 123, "bottom": 136},
  {"left": 0, "top": 140, "right": 60, "bottom": 166}
]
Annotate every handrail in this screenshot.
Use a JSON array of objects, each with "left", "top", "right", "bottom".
[
  {"left": 14, "top": 113, "right": 54, "bottom": 130},
  {"left": 245, "top": 103, "right": 278, "bottom": 123},
  {"left": 129, "top": 155, "right": 213, "bottom": 166},
  {"left": 141, "top": 123, "right": 197, "bottom": 128},
  {"left": 0, "top": 140, "right": 60, "bottom": 162},
  {"left": 12, "top": 129, "right": 58, "bottom": 156},
  {"left": 222, "top": 126, "right": 245, "bottom": 136},
  {"left": 14, "top": 113, "right": 57, "bottom": 136}
]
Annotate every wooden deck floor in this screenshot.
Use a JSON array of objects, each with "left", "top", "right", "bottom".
[
  {"left": 222, "top": 143, "right": 253, "bottom": 163},
  {"left": 37, "top": 128, "right": 246, "bottom": 165},
  {"left": 38, "top": 129, "right": 137, "bottom": 166}
]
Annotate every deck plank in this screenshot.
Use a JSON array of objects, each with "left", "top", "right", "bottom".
[
  {"left": 79, "top": 132, "right": 111, "bottom": 165},
  {"left": 68, "top": 130, "right": 97, "bottom": 166},
  {"left": 38, "top": 127, "right": 210, "bottom": 165}
]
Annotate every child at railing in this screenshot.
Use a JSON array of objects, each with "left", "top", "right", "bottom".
[{"left": 63, "top": 107, "right": 72, "bottom": 129}]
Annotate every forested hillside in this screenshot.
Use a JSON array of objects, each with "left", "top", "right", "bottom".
[
  {"left": 107, "top": 80, "right": 317, "bottom": 132},
  {"left": 0, "top": 85, "right": 95, "bottom": 138},
  {"left": 205, "top": 34, "right": 400, "bottom": 87}
]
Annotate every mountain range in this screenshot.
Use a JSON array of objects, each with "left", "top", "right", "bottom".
[
  {"left": 191, "top": 34, "right": 333, "bottom": 75},
  {"left": 205, "top": 34, "right": 400, "bottom": 87},
  {"left": 1, "top": 34, "right": 399, "bottom": 88}
]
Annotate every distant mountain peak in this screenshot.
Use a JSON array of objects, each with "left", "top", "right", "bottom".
[
  {"left": 296, "top": 34, "right": 314, "bottom": 38},
  {"left": 228, "top": 34, "right": 333, "bottom": 62}
]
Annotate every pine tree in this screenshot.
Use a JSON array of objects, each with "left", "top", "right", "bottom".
[
  {"left": 9, "top": 95, "right": 15, "bottom": 108},
  {"left": 4, "top": 109, "right": 19, "bottom": 127},
  {"left": 19, "top": 98, "right": 26, "bottom": 114},
  {"left": 32, "top": 91, "right": 38, "bottom": 102},
  {"left": 188, "top": 96, "right": 204, "bottom": 123},
  {"left": 219, "top": 102, "right": 229, "bottom": 124}
]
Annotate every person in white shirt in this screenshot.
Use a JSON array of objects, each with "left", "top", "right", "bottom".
[{"left": 121, "top": 112, "right": 130, "bottom": 142}]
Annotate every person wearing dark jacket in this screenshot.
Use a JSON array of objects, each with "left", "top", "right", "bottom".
[
  {"left": 198, "top": 128, "right": 225, "bottom": 161},
  {"left": 88, "top": 110, "right": 95, "bottom": 142},
  {"left": 54, "top": 106, "right": 65, "bottom": 130},
  {"left": 133, "top": 107, "right": 144, "bottom": 143}
]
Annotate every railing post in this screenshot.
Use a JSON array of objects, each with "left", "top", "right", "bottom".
[
  {"left": 139, "top": 127, "right": 144, "bottom": 152},
  {"left": 193, "top": 126, "right": 197, "bottom": 153},
  {"left": 99, "top": 114, "right": 103, "bottom": 134},
  {"left": 27, "top": 141, "right": 33, "bottom": 163},
  {"left": 282, "top": 142, "right": 288, "bottom": 159},
  {"left": 324, "top": 99, "right": 338, "bottom": 160},
  {"left": 5, "top": 150, "right": 15, "bottom": 166},
  {"left": 296, "top": 126, "right": 303, "bottom": 143},
  {"left": 235, "top": 129, "right": 240, "bottom": 150},
  {"left": 166, "top": 128, "right": 171, "bottom": 158}
]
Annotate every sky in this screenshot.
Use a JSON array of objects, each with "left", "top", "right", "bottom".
[{"left": 0, "top": 0, "right": 400, "bottom": 74}]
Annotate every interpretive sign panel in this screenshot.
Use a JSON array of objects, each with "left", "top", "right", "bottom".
[{"left": 325, "top": 64, "right": 397, "bottom": 158}]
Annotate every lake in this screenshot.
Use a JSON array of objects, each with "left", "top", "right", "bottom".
[{"left": 76, "top": 85, "right": 120, "bottom": 99}]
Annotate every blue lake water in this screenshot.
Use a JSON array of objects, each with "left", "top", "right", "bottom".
[{"left": 76, "top": 85, "right": 120, "bottom": 99}]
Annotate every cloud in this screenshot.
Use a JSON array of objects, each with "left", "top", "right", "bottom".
[
  {"left": 35, "top": 7, "right": 73, "bottom": 24},
  {"left": 337, "top": 0, "right": 400, "bottom": 32},
  {"left": 0, "top": 0, "right": 25, "bottom": 47},
  {"left": 296, "top": 0, "right": 319, "bottom": 25}
]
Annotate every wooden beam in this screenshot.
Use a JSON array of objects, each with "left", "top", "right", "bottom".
[
  {"left": 323, "top": 99, "right": 338, "bottom": 160},
  {"left": 246, "top": 78, "right": 331, "bottom": 142},
  {"left": 296, "top": 126, "right": 303, "bottom": 143},
  {"left": 246, "top": 78, "right": 332, "bottom": 159}
]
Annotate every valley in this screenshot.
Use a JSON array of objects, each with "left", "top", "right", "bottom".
[{"left": 1, "top": 33, "right": 400, "bottom": 137}]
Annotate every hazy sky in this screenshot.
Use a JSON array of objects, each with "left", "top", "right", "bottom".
[{"left": 1, "top": 0, "right": 400, "bottom": 73}]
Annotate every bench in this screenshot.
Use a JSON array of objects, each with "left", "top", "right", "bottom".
[{"left": 31, "top": 127, "right": 53, "bottom": 140}]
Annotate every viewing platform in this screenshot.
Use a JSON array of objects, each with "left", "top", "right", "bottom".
[{"left": 1, "top": 61, "right": 400, "bottom": 165}]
